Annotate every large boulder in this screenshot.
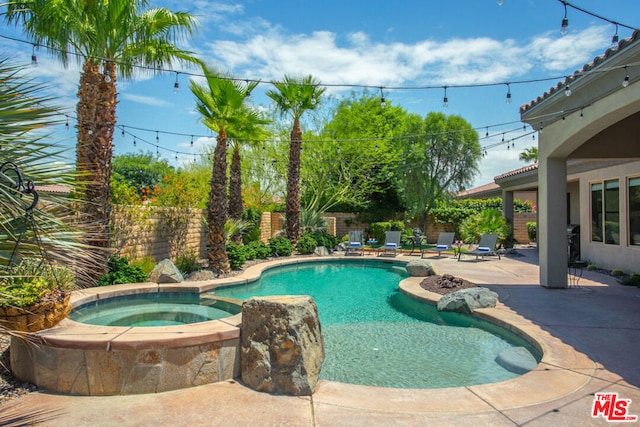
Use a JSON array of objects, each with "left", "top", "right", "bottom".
[
  {"left": 436, "top": 287, "right": 499, "bottom": 314},
  {"left": 240, "top": 295, "right": 324, "bottom": 396},
  {"left": 405, "top": 260, "right": 437, "bottom": 277},
  {"left": 148, "top": 259, "right": 184, "bottom": 284}
]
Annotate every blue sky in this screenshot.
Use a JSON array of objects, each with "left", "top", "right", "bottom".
[{"left": 1, "top": 0, "right": 638, "bottom": 188}]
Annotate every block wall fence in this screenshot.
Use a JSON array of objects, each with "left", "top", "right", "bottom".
[{"left": 113, "top": 207, "right": 537, "bottom": 262}]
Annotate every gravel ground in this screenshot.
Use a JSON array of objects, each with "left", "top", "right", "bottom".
[{"left": 0, "top": 334, "right": 38, "bottom": 407}]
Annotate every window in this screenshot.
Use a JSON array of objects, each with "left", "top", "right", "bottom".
[
  {"left": 591, "top": 183, "right": 602, "bottom": 242},
  {"left": 604, "top": 180, "right": 619, "bottom": 245},
  {"left": 591, "top": 180, "right": 620, "bottom": 245},
  {"left": 630, "top": 177, "right": 640, "bottom": 246}
]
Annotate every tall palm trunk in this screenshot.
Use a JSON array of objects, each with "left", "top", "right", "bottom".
[
  {"left": 208, "top": 129, "right": 230, "bottom": 274},
  {"left": 228, "top": 143, "right": 243, "bottom": 244},
  {"left": 76, "top": 60, "right": 116, "bottom": 282},
  {"left": 286, "top": 119, "right": 302, "bottom": 244}
]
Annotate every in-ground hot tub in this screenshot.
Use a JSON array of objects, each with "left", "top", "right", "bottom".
[{"left": 10, "top": 282, "right": 243, "bottom": 396}]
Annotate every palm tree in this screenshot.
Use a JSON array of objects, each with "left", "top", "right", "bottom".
[
  {"left": 519, "top": 146, "right": 538, "bottom": 163},
  {"left": 190, "top": 65, "right": 263, "bottom": 274},
  {"left": 266, "top": 75, "right": 325, "bottom": 244},
  {"left": 4, "top": 0, "right": 199, "bottom": 281}
]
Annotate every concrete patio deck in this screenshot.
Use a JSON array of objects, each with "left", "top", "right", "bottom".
[{"left": 2, "top": 247, "right": 639, "bottom": 426}]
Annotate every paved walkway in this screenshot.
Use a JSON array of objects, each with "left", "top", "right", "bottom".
[{"left": 2, "top": 248, "right": 639, "bottom": 426}]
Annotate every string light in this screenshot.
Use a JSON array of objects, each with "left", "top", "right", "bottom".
[
  {"left": 133, "top": 137, "right": 136, "bottom": 147},
  {"left": 379, "top": 87, "right": 386, "bottom": 109},
  {"left": 443, "top": 86, "right": 448, "bottom": 108},
  {"left": 560, "top": 1, "right": 569, "bottom": 36},
  {"left": 31, "top": 44, "right": 37, "bottom": 66},
  {"left": 245, "top": 80, "right": 251, "bottom": 98},
  {"left": 103, "top": 62, "right": 111, "bottom": 83},
  {"left": 611, "top": 23, "right": 620, "bottom": 50},
  {"left": 506, "top": 83, "right": 512, "bottom": 104},
  {"left": 190, "top": 135, "right": 194, "bottom": 146},
  {"left": 564, "top": 85, "right": 572, "bottom": 96},
  {"left": 65, "top": 115, "right": 69, "bottom": 129},
  {"left": 623, "top": 66, "right": 630, "bottom": 87},
  {"left": 311, "top": 92, "right": 317, "bottom": 105},
  {"left": 174, "top": 73, "right": 180, "bottom": 93}
]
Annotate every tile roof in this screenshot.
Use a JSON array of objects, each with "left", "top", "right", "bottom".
[
  {"left": 520, "top": 29, "right": 640, "bottom": 114},
  {"left": 36, "top": 184, "right": 71, "bottom": 194},
  {"left": 494, "top": 163, "right": 538, "bottom": 181},
  {"left": 455, "top": 182, "right": 499, "bottom": 197}
]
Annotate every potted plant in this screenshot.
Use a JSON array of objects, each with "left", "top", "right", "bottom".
[{"left": 0, "top": 259, "right": 74, "bottom": 332}]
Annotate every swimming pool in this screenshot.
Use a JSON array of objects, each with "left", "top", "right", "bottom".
[{"left": 212, "top": 260, "right": 540, "bottom": 389}]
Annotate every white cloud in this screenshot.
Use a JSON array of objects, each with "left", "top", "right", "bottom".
[
  {"left": 203, "top": 22, "right": 610, "bottom": 91},
  {"left": 120, "top": 93, "right": 172, "bottom": 107}
]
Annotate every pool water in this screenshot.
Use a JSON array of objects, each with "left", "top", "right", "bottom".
[
  {"left": 213, "top": 260, "right": 540, "bottom": 389},
  {"left": 70, "top": 292, "right": 242, "bottom": 326}
]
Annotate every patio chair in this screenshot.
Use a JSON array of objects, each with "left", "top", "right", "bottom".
[
  {"left": 458, "top": 233, "right": 501, "bottom": 262},
  {"left": 377, "top": 231, "right": 402, "bottom": 257},
  {"left": 422, "top": 232, "right": 455, "bottom": 258},
  {"left": 344, "top": 230, "right": 364, "bottom": 256}
]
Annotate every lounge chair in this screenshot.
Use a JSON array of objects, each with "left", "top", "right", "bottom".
[
  {"left": 344, "top": 230, "right": 364, "bottom": 256},
  {"left": 377, "top": 231, "right": 402, "bottom": 257},
  {"left": 458, "top": 233, "right": 500, "bottom": 261},
  {"left": 422, "top": 232, "right": 455, "bottom": 258}
]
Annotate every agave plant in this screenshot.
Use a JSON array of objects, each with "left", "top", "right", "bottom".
[
  {"left": 0, "top": 58, "right": 103, "bottom": 301},
  {"left": 300, "top": 207, "right": 328, "bottom": 234}
]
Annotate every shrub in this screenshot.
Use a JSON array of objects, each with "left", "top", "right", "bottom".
[
  {"left": 226, "top": 243, "right": 248, "bottom": 270},
  {"left": 269, "top": 237, "right": 293, "bottom": 257},
  {"left": 247, "top": 241, "right": 271, "bottom": 259},
  {"left": 459, "top": 209, "right": 511, "bottom": 245},
  {"left": 174, "top": 249, "right": 202, "bottom": 275},
  {"left": 620, "top": 273, "right": 640, "bottom": 287},
  {"left": 310, "top": 231, "right": 340, "bottom": 250},
  {"left": 369, "top": 220, "right": 405, "bottom": 243},
  {"left": 98, "top": 256, "right": 147, "bottom": 286},
  {"left": 587, "top": 264, "right": 598, "bottom": 271},
  {"left": 129, "top": 256, "right": 157, "bottom": 275},
  {"left": 611, "top": 269, "right": 625, "bottom": 277},
  {"left": 526, "top": 222, "right": 537, "bottom": 242},
  {"left": 296, "top": 234, "right": 318, "bottom": 254}
]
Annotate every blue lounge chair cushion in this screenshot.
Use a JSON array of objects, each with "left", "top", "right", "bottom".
[
  {"left": 386, "top": 243, "right": 397, "bottom": 247},
  {"left": 478, "top": 247, "right": 491, "bottom": 252},
  {"left": 350, "top": 242, "right": 361, "bottom": 246},
  {"left": 436, "top": 245, "right": 449, "bottom": 249}
]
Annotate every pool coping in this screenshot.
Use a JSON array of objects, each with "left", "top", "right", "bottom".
[{"left": 40, "top": 255, "right": 597, "bottom": 410}]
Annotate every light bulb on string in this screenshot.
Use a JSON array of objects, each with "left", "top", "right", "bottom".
[
  {"left": 174, "top": 73, "right": 180, "bottom": 93},
  {"left": 564, "top": 85, "right": 572, "bottom": 96},
  {"left": 156, "top": 131, "right": 159, "bottom": 143},
  {"left": 121, "top": 126, "right": 125, "bottom": 137},
  {"left": 611, "top": 23, "right": 619, "bottom": 50},
  {"left": 443, "top": 86, "right": 448, "bottom": 108},
  {"left": 65, "top": 115, "right": 69, "bottom": 129},
  {"left": 104, "top": 66, "right": 111, "bottom": 83},
  {"left": 623, "top": 66, "right": 630, "bottom": 87},
  {"left": 31, "top": 44, "right": 37, "bottom": 66},
  {"left": 379, "top": 87, "right": 386, "bottom": 109},
  {"left": 560, "top": 1, "right": 569, "bottom": 36},
  {"left": 190, "top": 135, "right": 194, "bottom": 146},
  {"left": 311, "top": 92, "right": 317, "bottom": 105},
  {"left": 505, "top": 83, "right": 512, "bottom": 104},
  {"left": 245, "top": 80, "right": 251, "bottom": 98},
  {"left": 485, "top": 127, "right": 489, "bottom": 138},
  {"left": 133, "top": 137, "right": 137, "bottom": 147}
]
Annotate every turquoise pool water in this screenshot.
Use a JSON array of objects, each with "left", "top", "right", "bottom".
[
  {"left": 70, "top": 292, "right": 242, "bottom": 326},
  {"left": 213, "top": 260, "right": 540, "bottom": 389}
]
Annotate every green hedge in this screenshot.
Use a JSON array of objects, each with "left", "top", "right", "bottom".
[{"left": 369, "top": 220, "right": 405, "bottom": 243}]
